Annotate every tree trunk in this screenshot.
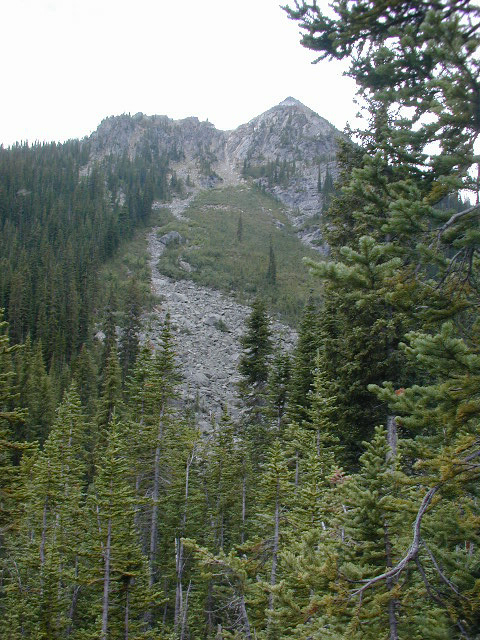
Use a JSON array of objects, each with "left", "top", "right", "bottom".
[
  {"left": 239, "top": 595, "right": 253, "bottom": 640},
  {"left": 383, "top": 520, "right": 399, "bottom": 640},
  {"left": 174, "top": 537, "right": 184, "bottom": 634},
  {"left": 269, "top": 479, "right": 280, "bottom": 611},
  {"left": 175, "top": 447, "right": 195, "bottom": 633},
  {"left": 149, "top": 417, "right": 164, "bottom": 587},
  {"left": 124, "top": 579, "right": 130, "bottom": 640},
  {"left": 101, "top": 517, "right": 112, "bottom": 640},
  {"left": 385, "top": 416, "right": 399, "bottom": 639},
  {"left": 241, "top": 471, "right": 247, "bottom": 545},
  {"left": 386, "top": 415, "right": 397, "bottom": 461},
  {"left": 180, "top": 580, "right": 192, "bottom": 640}
]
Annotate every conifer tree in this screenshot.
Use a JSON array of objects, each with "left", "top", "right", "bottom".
[
  {"left": 71, "top": 342, "right": 99, "bottom": 418},
  {"left": 266, "top": 238, "right": 277, "bottom": 286},
  {"left": 305, "top": 236, "right": 408, "bottom": 461},
  {"left": 81, "top": 414, "right": 152, "bottom": 640},
  {"left": 17, "top": 338, "right": 55, "bottom": 444},
  {"left": 255, "top": 439, "right": 292, "bottom": 638},
  {"left": 96, "top": 344, "right": 123, "bottom": 452},
  {"left": 1, "top": 384, "right": 88, "bottom": 639},
  {"left": 266, "top": 350, "right": 291, "bottom": 431},
  {"left": 282, "top": 4, "right": 480, "bottom": 635},
  {"left": 202, "top": 408, "right": 245, "bottom": 553},
  {"left": 119, "top": 277, "right": 143, "bottom": 382},
  {"left": 238, "top": 298, "right": 274, "bottom": 466},
  {"left": 0, "top": 311, "right": 27, "bottom": 547},
  {"left": 238, "top": 299, "right": 273, "bottom": 392},
  {"left": 124, "top": 315, "right": 184, "bottom": 629},
  {"left": 286, "top": 297, "right": 321, "bottom": 427}
]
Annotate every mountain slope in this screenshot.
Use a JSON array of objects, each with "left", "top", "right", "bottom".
[{"left": 88, "top": 98, "right": 344, "bottom": 248}]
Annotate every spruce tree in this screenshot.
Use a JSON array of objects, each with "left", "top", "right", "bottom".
[
  {"left": 238, "top": 298, "right": 274, "bottom": 466},
  {"left": 96, "top": 344, "right": 123, "bottom": 453},
  {"left": 81, "top": 415, "right": 152, "bottom": 640},
  {"left": 266, "top": 238, "right": 277, "bottom": 286},
  {"left": 1, "top": 384, "right": 89, "bottom": 639},
  {"left": 266, "top": 350, "right": 291, "bottom": 432},
  {"left": 0, "top": 311, "right": 27, "bottom": 546},
  {"left": 238, "top": 298, "right": 273, "bottom": 392},
  {"left": 286, "top": 296, "right": 321, "bottom": 427},
  {"left": 119, "top": 277, "right": 143, "bottom": 382}
]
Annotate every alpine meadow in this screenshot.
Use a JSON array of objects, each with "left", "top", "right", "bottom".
[{"left": 1, "top": 1, "right": 480, "bottom": 638}]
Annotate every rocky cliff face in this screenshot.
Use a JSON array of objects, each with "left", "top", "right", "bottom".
[{"left": 88, "top": 98, "right": 343, "bottom": 247}]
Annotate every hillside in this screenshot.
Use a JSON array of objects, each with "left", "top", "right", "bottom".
[{"left": 89, "top": 97, "right": 342, "bottom": 248}]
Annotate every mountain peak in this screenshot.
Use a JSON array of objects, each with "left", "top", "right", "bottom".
[{"left": 278, "top": 97, "right": 306, "bottom": 108}]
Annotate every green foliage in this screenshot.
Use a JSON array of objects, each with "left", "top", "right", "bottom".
[
  {"left": 266, "top": 238, "right": 277, "bottom": 286},
  {"left": 242, "top": 157, "right": 297, "bottom": 187},
  {"left": 156, "top": 186, "right": 319, "bottom": 325},
  {"left": 0, "top": 139, "right": 169, "bottom": 367},
  {"left": 82, "top": 415, "right": 153, "bottom": 639},
  {"left": 238, "top": 298, "right": 273, "bottom": 392},
  {"left": 0, "top": 311, "right": 28, "bottom": 543},
  {"left": 286, "top": 297, "right": 321, "bottom": 426},
  {"left": 16, "top": 337, "right": 55, "bottom": 444},
  {"left": 282, "top": 1, "right": 480, "bottom": 636}
]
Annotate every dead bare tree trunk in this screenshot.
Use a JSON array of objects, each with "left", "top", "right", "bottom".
[
  {"left": 386, "top": 415, "right": 397, "bottom": 461},
  {"left": 241, "top": 470, "right": 247, "bottom": 545},
  {"left": 149, "top": 417, "right": 164, "bottom": 587},
  {"left": 175, "top": 446, "right": 195, "bottom": 635},
  {"left": 385, "top": 416, "right": 399, "bottom": 639},
  {"left": 180, "top": 580, "right": 192, "bottom": 640},
  {"left": 239, "top": 595, "right": 253, "bottom": 640}
]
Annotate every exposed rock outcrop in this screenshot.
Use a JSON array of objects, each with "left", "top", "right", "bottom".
[{"left": 88, "top": 98, "right": 344, "bottom": 250}]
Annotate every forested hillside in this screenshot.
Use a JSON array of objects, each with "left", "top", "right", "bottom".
[
  {"left": 1, "top": 0, "right": 480, "bottom": 638},
  {"left": 0, "top": 138, "right": 178, "bottom": 366}
]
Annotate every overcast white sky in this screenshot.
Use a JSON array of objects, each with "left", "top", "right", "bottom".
[{"left": 1, "top": 0, "right": 360, "bottom": 147}]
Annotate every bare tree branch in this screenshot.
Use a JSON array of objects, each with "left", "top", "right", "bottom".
[
  {"left": 436, "top": 202, "right": 480, "bottom": 238},
  {"left": 350, "top": 441, "right": 480, "bottom": 599},
  {"left": 351, "top": 485, "right": 440, "bottom": 597},
  {"left": 421, "top": 541, "right": 463, "bottom": 598}
]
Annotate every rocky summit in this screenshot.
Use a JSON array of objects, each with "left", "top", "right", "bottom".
[{"left": 88, "top": 98, "right": 344, "bottom": 247}]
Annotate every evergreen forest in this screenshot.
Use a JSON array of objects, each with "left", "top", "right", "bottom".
[{"left": 1, "top": 1, "right": 480, "bottom": 638}]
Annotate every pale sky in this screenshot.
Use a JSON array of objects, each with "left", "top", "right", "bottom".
[{"left": 1, "top": 0, "right": 360, "bottom": 147}]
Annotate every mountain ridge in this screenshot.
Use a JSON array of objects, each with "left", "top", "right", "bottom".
[{"left": 88, "top": 98, "right": 343, "bottom": 248}]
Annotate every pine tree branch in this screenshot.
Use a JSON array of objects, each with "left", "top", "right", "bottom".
[
  {"left": 415, "top": 557, "right": 444, "bottom": 605},
  {"left": 415, "top": 559, "right": 472, "bottom": 640},
  {"left": 421, "top": 541, "right": 463, "bottom": 598},
  {"left": 351, "top": 442, "right": 480, "bottom": 599},
  {"left": 436, "top": 202, "right": 480, "bottom": 238},
  {"left": 351, "top": 485, "right": 440, "bottom": 597}
]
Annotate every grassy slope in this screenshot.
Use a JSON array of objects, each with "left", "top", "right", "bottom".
[
  {"left": 155, "top": 186, "right": 321, "bottom": 325},
  {"left": 97, "top": 221, "right": 159, "bottom": 318}
]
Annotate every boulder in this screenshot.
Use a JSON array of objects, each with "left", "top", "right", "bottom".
[
  {"left": 204, "top": 314, "right": 222, "bottom": 326},
  {"left": 159, "top": 231, "right": 183, "bottom": 246}
]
